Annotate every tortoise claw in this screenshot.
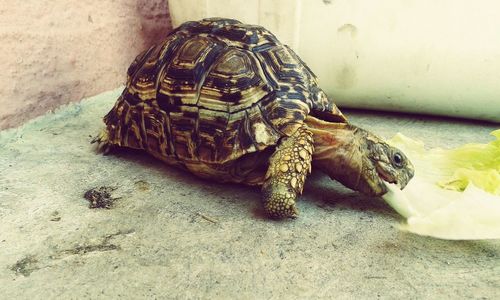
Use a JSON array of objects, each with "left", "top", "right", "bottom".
[{"left": 91, "top": 129, "right": 112, "bottom": 154}]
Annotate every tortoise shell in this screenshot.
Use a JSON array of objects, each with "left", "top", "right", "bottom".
[{"left": 103, "top": 18, "right": 346, "bottom": 165}]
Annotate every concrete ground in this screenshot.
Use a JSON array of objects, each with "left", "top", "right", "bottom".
[{"left": 1, "top": 88, "right": 499, "bottom": 299}]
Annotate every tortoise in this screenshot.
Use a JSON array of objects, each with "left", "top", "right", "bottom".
[{"left": 94, "top": 18, "right": 414, "bottom": 219}]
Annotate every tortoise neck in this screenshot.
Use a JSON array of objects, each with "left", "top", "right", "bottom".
[
  {"left": 305, "top": 116, "right": 363, "bottom": 188},
  {"left": 305, "top": 115, "right": 350, "bottom": 132},
  {"left": 306, "top": 115, "right": 354, "bottom": 148},
  {"left": 305, "top": 115, "right": 357, "bottom": 162}
]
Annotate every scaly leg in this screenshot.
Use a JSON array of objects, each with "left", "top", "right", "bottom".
[
  {"left": 91, "top": 129, "right": 112, "bottom": 154},
  {"left": 261, "top": 125, "right": 314, "bottom": 218}
]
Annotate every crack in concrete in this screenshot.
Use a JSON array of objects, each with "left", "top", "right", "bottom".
[{"left": 9, "top": 229, "right": 135, "bottom": 277}]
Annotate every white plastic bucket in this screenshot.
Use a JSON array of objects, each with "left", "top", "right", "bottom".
[{"left": 169, "top": 0, "right": 500, "bottom": 122}]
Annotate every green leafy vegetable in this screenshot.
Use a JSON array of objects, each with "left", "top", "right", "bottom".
[{"left": 382, "top": 130, "right": 500, "bottom": 240}]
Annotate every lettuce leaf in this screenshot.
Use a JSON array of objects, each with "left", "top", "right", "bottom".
[{"left": 382, "top": 130, "right": 500, "bottom": 240}]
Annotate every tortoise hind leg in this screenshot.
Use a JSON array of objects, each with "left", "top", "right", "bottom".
[
  {"left": 262, "top": 125, "right": 314, "bottom": 219},
  {"left": 91, "top": 129, "right": 113, "bottom": 155}
]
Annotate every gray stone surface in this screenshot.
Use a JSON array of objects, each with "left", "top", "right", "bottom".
[{"left": 1, "top": 88, "right": 499, "bottom": 299}]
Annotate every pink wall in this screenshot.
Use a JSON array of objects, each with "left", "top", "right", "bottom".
[{"left": 0, "top": 0, "right": 172, "bottom": 129}]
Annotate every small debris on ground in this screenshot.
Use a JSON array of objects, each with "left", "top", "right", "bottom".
[
  {"left": 196, "top": 212, "right": 218, "bottom": 224},
  {"left": 50, "top": 210, "right": 61, "bottom": 221},
  {"left": 84, "top": 186, "right": 119, "bottom": 209}
]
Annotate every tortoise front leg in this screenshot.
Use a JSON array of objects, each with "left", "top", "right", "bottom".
[{"left": 262, "top": 125, "right": 314, "bottom": 219}]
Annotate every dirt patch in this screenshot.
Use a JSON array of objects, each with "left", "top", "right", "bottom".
[
  {"left": 134, "top": 180, "right": 151, "bottom": 192},
  {"left": 10, "top": 255, "right": 40, "bottom": 277},
  {"left": 84, "top": 186, "right": 120, "bottom": 209}
]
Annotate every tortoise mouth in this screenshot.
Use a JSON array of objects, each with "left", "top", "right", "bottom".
[{"left": 376, "top": 163, "right": 400, "bottom": 188}]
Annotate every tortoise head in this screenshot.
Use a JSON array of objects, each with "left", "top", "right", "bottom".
[
  {"left": 310, "top": 120, "right": 414, "bottom": 196},
  {"left": 351, "top": 128, "right": 414, "bottom": 196}
]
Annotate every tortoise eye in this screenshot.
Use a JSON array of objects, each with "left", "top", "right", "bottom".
[{"left": 392, "top": 152, "right": 404, "bottom": 167}]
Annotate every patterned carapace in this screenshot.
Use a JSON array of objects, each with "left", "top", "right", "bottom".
[{"left": 103, "top": 18, "right": 346, "bottom": 166}]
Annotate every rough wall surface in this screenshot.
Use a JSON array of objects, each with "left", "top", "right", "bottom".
[{"left": 0, "top": 0, "right": 171, "bottom": 129}]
